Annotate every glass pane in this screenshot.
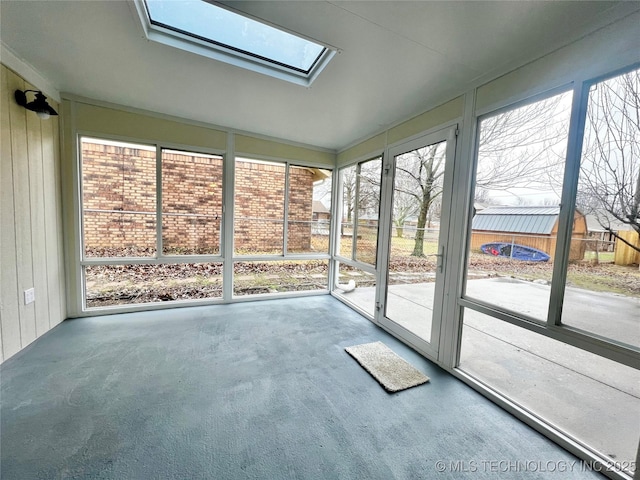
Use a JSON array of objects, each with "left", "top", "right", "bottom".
[
  {"left": 332, "top": 262, "right": 377, "bottom": 317},
  {"left": 384, "top": 142, "right": 448, "bottom": 343},
  {"left": 336, "top": 158, "right": 382, "bottom": 265},
  {"left": 233, "top": 260, "right": 328, "bottom": 296},
  {"left": 145, "top": 0, "right": 325, "bottom": 72},
  {"left": 465, "top": 91, "right": 573, "bottom": 320},
  {"left": 85, "top": 263, "right": 222, "bottom": 308},
  {"left": 234, "top": 158, "right": 285, "bottom": 255},
  {"left": 81, "top": 137, "right": 156, "bottom": 258},
  {"left": 162, "top": 149, "right": 223, "bottom": 255},
  {"left": 563, "top": 68, "right": 640, "bottom": 347},
  {"left": 337, "top": 165, "right": 357, "bottom": 259},
  {"left": 311, "top": 173, "right": 332, "bottom": 253},
  {"left": 355, "top": 158, "right": 382, "bottom": 265},
  {"left": 460, "top": 308, "right": 639, "bottom": 477},
  {"left": 287, "top": 166, "right": 331, "bottom": 254}
]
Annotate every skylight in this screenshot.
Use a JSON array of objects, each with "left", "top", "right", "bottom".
[{"left": 134, "top": 0, "right": 335, "bottom": 85}]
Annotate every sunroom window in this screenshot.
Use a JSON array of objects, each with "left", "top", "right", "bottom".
[{"left": 135, "top": 0, "right": 335, "bottom": 85}]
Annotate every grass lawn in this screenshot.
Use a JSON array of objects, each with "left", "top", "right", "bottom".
[
  {"left": 583, "top": 250, "right": 615, "bottom": 263},
  {"left": 390, "top": 236, "right": 439, "bottom": 255}
]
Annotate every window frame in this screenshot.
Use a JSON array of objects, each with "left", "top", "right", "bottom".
[
  {"left": 77, "top": 133, "right": 227, "bottom": 311},
  {"left": 160, "top": 147, "right": 225, "bottom": 258},
  {"left": 333, "top": 155, "right": 383, "bottom": 271},
  {"left": 458, "top": 70, "right": 640, "bottom": 370},
  {"left": 231, "top": 154, "right": 334, "bottom": 299},
  {"left": 79, "top": 135, "right": 159, "bottom": 262},
  {"left": 131, "top": 0, "right": 337, "bottom": 86},
  {"left": 78, "top": 135, "right": 334, "bottom": 310},
  {"left": 232, "top": 155, "right": 333, "bottom": 261},
  {"left": 461, "top": 86, "right": 574, "bottom": 326}
]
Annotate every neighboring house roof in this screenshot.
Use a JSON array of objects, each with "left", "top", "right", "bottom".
[
  {"left": 312, "top": 200, "right": 330, "bottom": 214},
  {"left": 584, "top": 212, "right": 634, "bottom": 233},
  {"left": 308, "top": 168, "right": 332, "bottom": 182},
  {"left": 472, "top": 206, "right": 560, "bottom": 235}
]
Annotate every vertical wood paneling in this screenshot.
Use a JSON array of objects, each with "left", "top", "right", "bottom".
[
  {"left": 25, "top": 81, "right": 51, "bottom": 336},
  {"left": 7, "top": 69, "right": 37, "bottom": 347},
  {"left": 1, "top": 65, "right": 21, "bottom": 360},
  {"left": 42, "top": 106, "right": 63, "bottom": 329},
  {"left": 0, "top": 64, "right": 66, "bottom": 363},
  {"left": 53, "top": 116, "right": 66, "bottom": 324}
]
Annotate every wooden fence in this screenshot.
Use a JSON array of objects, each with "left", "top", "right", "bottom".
[{"left": 614, "top": 230, "right": 640, "bottom": 266}]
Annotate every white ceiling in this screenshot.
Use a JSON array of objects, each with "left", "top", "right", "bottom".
[{"left": 1, "top": 1, "right": 638, "bottom": 151}]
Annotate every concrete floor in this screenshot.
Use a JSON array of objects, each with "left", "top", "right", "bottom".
[
  {"left": 1, "top": 296, "right": 604, "bottom": 479},
  {"left": 336, "top": 278, "right": 640, "bottom": 469}
]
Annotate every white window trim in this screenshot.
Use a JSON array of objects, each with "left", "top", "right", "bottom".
[
  {"left": 129, "top": 0, "right": 337, "bottom": 86},
  {"left": 75, "top": 132, "right": 335, "bottom": 314},
  {"left": 455, "top": 77, "right": 640, "bottom": 371},
  {"left": 232, "top": 156, "right": 333, "bottom": 259}
]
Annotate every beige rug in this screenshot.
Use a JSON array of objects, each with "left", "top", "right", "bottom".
[{"left": 345, "top": 341, "right": 430, "bottom": 393}]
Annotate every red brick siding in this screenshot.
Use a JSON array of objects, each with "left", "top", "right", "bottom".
[
  {"left": 287, "top": 166, "right": 314, "bottom": 252},
  {"left": 82, "top": 143, "right": 156, "bottom": 256},
  {"left": 82, "top": 143, "right": 315, "bottom": 255},
  {"left": 162, "top": 151, "right": 223, "bottom": 254},
  {"left": 234, "top": 160, "right": 314, "bottom": 253}
]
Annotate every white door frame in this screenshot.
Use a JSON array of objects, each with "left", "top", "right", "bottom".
[{"left": 375, "top": 126, "right": 458, "bottom": 361}]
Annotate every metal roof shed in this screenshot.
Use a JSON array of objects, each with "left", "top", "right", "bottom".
[{"left": 470, "top": 206, "right": 587, "bottom": 261}]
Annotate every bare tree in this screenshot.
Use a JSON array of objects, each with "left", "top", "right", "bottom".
[
  {"left": 427, "top": 198, "right": 441, "bottom": 228},
  {"left": 341, "top": 167, "right": 357, "bottom": 223},
  {"left": 391, "top": 190, "right": 418, "bottom": 238},
  {"left": 476, "top": 94, "right": 570, "bottom": 198},
  {"left": 474, "top": 187, "right": 491, "bottom": 205},
  {"left": 577, "top": 68, "right": 639, "bottom": 254},
  {"left": 340, "top": 158, "right": 382, "bottom": 224},
  {"left": 394, "top": 142, "right": 446, "bottom": 256},
  {"left": 358, "top": 158, "right": 383, "bottom": 219}
]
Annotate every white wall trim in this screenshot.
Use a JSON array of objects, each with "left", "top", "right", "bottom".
[{"left": 1, "top": 42, "right": 60, "bottom": 102}]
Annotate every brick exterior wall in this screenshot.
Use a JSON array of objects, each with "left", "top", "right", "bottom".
[
  {"left": 234, "top": 161, "right": 314, "bottom": 253},
  {"left": 162, "top": 150, "right": 223, "bottom": 254},
  {"left": 287, "top": 166, "right": 315, "bottom": 252},
  {"left": 82, "top": 142, "right": 156, "bottom": 256},
  {"left": 82, "top": 142, "right": 314, "bottom": 256}
]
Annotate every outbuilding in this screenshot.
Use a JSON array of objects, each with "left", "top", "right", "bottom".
[{"left": 470, "top": 206, "right": 588, "bottom": 261}]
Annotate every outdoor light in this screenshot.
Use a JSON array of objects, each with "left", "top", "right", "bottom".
[{"left": 14, "top": 89, "right": 58, "bottom": 120}]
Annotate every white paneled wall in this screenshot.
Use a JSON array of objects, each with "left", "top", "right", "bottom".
[{"left": 0, "top": 64, "right": 66, "bottom": 363}]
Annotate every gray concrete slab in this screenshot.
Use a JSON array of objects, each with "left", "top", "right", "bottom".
[
  {"left": 335, "top": 278, "right": 640, "bottom": 469},
  {"left": 561, "top": 287, "right": 640, "bottom": 347},
  {"left": 460, "top": 318, "right": 640, "bottom": 467},
  {"left": 467, "top": 277, "right": 640, "bottom": 348},
  {"left": 1, "top": 296, "right": 602, "bottom": 479},
  {"left": 386, "top": 283, "right": 434, "bottom": 342}
]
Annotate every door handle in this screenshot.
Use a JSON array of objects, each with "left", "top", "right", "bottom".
[{"left": 426, "top": 245, "right": 445, "bottom": 273}]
